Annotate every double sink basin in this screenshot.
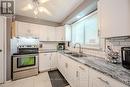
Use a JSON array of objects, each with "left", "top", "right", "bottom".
[{"left": 64, "top": 51, "right": 87, "bottom": 58}]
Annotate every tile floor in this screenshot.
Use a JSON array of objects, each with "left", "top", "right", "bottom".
[{"left": 0, "top": 72, "right": 70, "bottom": 87}]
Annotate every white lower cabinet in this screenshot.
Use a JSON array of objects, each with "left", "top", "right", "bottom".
[
  {"left": 77, "top": 64, "right": 89, "bottom": 87},
  {"left": 39, "top": 52, "right": 57, "bottom": 72},
  {"left": 58, "top": 53, "right": 67, "bottom": 77},
  {"left": 50, "top": 52, "right": 57, "bottom": 69},
  {"left": 57, "top": 53, "right": 61, "bottom": 71},
  {"left": 39, "top": 53, "right": 51, "bottom": 72},
  {"left": 89, "top": 68, "right": 128, "bottom": 87},
  {"left": 57, "top": 53, "right": 74, "bottom": 86},
  {"left": 65, "top": 57, "right": 77, "bottom": 87},
  {"left": 57, "top": 53, "right": 128, "bottom": 87}
]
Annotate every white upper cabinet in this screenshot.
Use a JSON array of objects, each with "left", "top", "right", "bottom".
[
  {"left": 38, "top": 25, "right": 48, "bottom": 41},
  {"left": 65, "top": 25, "right": 71, "bottom": 41},
  {"left": 16, "top": 21, "right": 31, "bottom": 37},
  {"left": 47, "top": 26, "right": 56, "bottom": 41},
  {"left": 30, "top": 23, "right": 41, "bottom": 38},
  {"left": 55, "top": 26, "right": 65, "bottom": 41},
  {"left": 98, "top": 0, "right": 130, "bottom": 38},
  {"left": 15, "top": 21, "right": 66, "bottom": 41}
]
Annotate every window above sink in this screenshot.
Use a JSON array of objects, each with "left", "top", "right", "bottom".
[{"left": 70, "top": 11, "right": 100, "bottom": 49}]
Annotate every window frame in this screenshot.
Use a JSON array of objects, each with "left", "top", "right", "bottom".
[{"left": 71, "top": 11, "right": 102, "bottom": 50}]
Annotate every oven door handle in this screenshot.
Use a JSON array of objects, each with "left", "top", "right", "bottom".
[
  {"left": 123, "top": 51, "right": 126, "bottom": 61},
  {"left": 0, "top": 49, "right": 2, "bottom": 52}
]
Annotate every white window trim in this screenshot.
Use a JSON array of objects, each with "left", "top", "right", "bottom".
[{"left": 71, "top": 11, "right": 102, "bottom": 50}]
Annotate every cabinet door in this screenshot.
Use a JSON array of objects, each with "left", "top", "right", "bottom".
[
  {"left": 59, "top": 54, "right": 66, "bottom": 76},
  {"left": 47, "top": 26, "right": 56, "bottom": 41},
  {"left": 57, "top": 53, "right": 61, "bottom": 70},
  {"left": 30, "top": 24, "right": 40, "bottom": 38},
  {"left": 56, "top": 26, "right": 65, "bottom": 41},
  {"left": 50, "top": 52, "right": 57, "bottom": 69},
  {"left": 89, "top": 69, "right": 109, "bottom": 87},
  {"left": 66, "top": 57, "right": 77, "bottom": 87},
  {"left": 57, "top": 53, "right": 63, "bottom": 73},
  {"left": 16, "top": 21, "right": 31, "bottom": 37},
  {"left": 89, "top": 69, "right": 128, "bottom": 87},
  {"left": 105, "top": 76, "right": 128, "bottom": 87},
  {"left": 39, "top": 25, "right": 48, "bottom": 41},
  {"left": 39, "top": 53, "right": 51, "bottom": 72},
  {"left": 98, "top": 0, "right": 130, "bottom": 38},
  {"left": 78, "top": 64, "right": 89, "bottom": 87}
]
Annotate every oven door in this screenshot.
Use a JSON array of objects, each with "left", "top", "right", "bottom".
[{"left": 13, "top": 54, "right": 38, "bottom": 72}]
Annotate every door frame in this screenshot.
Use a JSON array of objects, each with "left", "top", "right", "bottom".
[{"left": 0, "top": 16, "right": 6, "bottom": 83}]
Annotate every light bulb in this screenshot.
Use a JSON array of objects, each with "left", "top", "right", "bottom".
[
  {"left": 34, "top": 9, "right": 38, "bottom": 15},
  {"left": 39, "top": 0, "right": 49, "bottom": 3},
  {"left": 38, "top": 7, "right": 44, "bottom": 12},
  {"left": 41, "top": 7, "right": 52, "bottom": 16},
  {"left": 27, "top": 4, "right": 33, "bottom": 9}
]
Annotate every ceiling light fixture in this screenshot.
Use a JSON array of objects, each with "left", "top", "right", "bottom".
[{"left": 22, "top": 0, "right": 51, "bottom": 16}]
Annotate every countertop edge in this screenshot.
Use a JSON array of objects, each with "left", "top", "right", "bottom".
[{"left": 59, "top": 52, "right": 130, "bottom": 86}]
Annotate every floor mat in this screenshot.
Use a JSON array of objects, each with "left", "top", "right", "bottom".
[{"left": 48, "top": 70, "right": 69, "bottom": 87}]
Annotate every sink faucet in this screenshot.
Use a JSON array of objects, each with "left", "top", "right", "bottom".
[{"left": 74, "top": 43, "right": 83, "bottom": 53}]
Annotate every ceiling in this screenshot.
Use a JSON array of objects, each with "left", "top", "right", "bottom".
[{"left": 15, "top": 0, "right": 84, "bottom": 23}]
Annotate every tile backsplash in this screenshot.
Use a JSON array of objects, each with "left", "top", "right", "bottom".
[
  {"left": 39, "top": 42, "right": 58, "bottom": 50},
  {"left": 105, "top": 37, "right": 130, "bottom": 57},
  {"left": 68, "top": 37, "right": 130, "bottom": 59}
]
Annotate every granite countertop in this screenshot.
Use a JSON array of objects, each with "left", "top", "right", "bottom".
[
  {"left": 60, "top": 51, "right": 130, "bottom": 86},
  {"left": 38, "top": 49, "right": 58, "bottom": 53},
  {"left": 38, "top": 49, "right": 68, "bottom": 53}
]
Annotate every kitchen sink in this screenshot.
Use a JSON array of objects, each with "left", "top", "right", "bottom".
[
  {"left": 64, "top": 51, "right": 87, "bottom": 58},
  {"left": 64, "top": 51, "right": 76, "bottom": 55},
  {"left": 71, "top": 53, "right": 87, "bottom": 58},
  {"left": 65, "top": 52, "right": 74, "bottom": 54}
]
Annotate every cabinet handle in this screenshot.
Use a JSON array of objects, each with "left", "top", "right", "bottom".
[
  {"left": 76, "top": 71, "right": 78, "bottom": 77},
  {"left": 0, "top": 49, "right": 2, "bottom": 52},
  {"left": 65, "top": 63, "right": 68, "bottom": 68},
  {"left": 98, "top": 30, "right": 100, "bottom": 37},
  {"left": 98, "top": 77, "right": 109, "bottom": 85},
  {"left": 79, "top": 66, "right": 85, "bottom": 70}
]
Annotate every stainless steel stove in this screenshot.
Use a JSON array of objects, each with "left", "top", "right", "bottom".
[{"left": 12, "top": 45, "right": 39, "bottom": 80}]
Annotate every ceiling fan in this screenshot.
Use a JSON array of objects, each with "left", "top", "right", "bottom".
[{"left": 22, "top": 0, "right": 51, "bottom": 16}]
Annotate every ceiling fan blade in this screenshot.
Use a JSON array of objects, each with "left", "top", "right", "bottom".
[
  {"left": 39, "top": 0, "right": 49, "bottom": 3},
  {"left": 22, "top": 4, "right": 33, "bottom": 11},
  {"left": 38, "top": 7, "right": 52, "bottom": 16}
]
